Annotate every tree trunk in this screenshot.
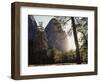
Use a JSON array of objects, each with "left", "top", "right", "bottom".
[{"left": 71, "top": 17, "right": 81, "bottom": 64}]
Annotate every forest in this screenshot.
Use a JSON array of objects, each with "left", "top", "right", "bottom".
[{"left": 28, "top": 15, "right": 88, "bottom": 66}]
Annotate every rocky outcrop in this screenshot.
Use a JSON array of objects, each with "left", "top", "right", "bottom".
[
  {"left": 28, "top": 15, "right": 49, "bottom": 65},
  {"left": 28, "top": 15, "right": 38, "bottom": 40},
  {"left": 45, "top": 18, "right": 68, "bottom": 53}
]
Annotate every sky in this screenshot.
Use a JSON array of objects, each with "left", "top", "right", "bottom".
[{"left": 33, "top": 15, "right": 53, "bottom": 28}]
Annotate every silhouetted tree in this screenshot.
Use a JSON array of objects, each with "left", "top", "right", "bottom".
[{"left": 71, "top": 17, "right": 81, "bottom": 64}]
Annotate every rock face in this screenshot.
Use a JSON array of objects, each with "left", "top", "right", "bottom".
[
  {"left": 28, "top": 15, "right": 49, "bottom": 65},
  {"left": 28, "top": 15, "right": 38, "bottom": 64},
  {"left": 45, "top": 18, "right": 68, "bottom": 53},
  {"left": 28, "top": 15, "right": 38, "bottom": 41}
]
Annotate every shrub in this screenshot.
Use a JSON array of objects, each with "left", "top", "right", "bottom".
[{"left": 65, "top": 50, "right": 76, "bottom": 63}]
